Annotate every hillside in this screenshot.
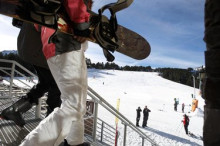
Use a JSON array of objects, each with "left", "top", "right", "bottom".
[
  {"left": 3, "top": 69, "right": 204, "bottom": 145},
  {"left": 87, "top": 69, "right": 204, "bottom": 146}
]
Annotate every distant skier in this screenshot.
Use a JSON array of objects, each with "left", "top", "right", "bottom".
[
  {"left": 136, "top": 107, "right": 142, "bottom": 127},
  {"left": 174, "top": 98, "right": 178, "bottom": 111},
  {"left": 182, "top": 103, "right": 185, "bottom": 113},
  {"left": 142, "top": 106, "right": 151, "bottom": 128},
  {"left": 182, "top": 114, "right": 190, "bottom": 134}
]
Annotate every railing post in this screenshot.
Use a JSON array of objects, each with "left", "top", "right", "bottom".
[
  {"left": 35, "top": 98, "right": 42, "bottom": 118},
  {"left": 9, "top": 62, "right": 15, "bottom": 97},
  {"left": 92, "top": 102, "right": 98, "bottom": 142},
  {"left": 123, "top": 124, "right": 127, "bottom": 146},
  {"left": 100, "top": 121, "right": 104, "bottom": 142},
  {"left": 142, "top": 137, "right": 145, "bottom": 146},
  {"left": 88, "top": 86, "right": 157, "bottom": 145}
]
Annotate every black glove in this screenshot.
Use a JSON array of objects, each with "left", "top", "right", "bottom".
[
  {"left": 73, "top": 22, "right": 91, "bottom": 37},
  {"left": 12, "top": 18, "right": 23, "bottom": 28},
  {"left": 73, "top": 28, "right": 91, "bottom": 37}
]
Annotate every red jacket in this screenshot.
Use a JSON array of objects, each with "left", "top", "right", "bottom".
[
  {"left": 41, "top": 0, "right": 90, "bottom": 59},
  {"left": 182, "top": 115, "right": 189, "bottom": 125}
]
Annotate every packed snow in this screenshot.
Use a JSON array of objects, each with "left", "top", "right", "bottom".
[
  {"left": 87, "top": 69, "right": 204, "bottom": 146},
  {"left": 2, "top": 69, "right": 204, "bottom": 146}
]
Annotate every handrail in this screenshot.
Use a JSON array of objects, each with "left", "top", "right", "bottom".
[
  {"left": 0, "top": 59, "right": 37, "bottom": 95},
  {"left": 84, "top": 116, "right": 116, "bottom": 145},
  {"left": 0, "top": 59, "right": 158, "bottom": 145},
  {"left": 88, "top": 86, "right": 158, "bottom": 146},
  {"left": 0, "top": 59, "right": 37, "bottom": 77}
]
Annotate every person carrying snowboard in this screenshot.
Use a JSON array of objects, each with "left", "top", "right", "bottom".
[
  {"left": 0, "top": 20, "right": 61, "bottom": 127},
  {"left": 182, "top": 114, "right": 190, "bottom": 135},
  {"left": 20, "top": 0, "right": 93, "bottom": 146},
  {"left": 136, "top": 107, "right": 142, "bottom": 127},
  {"left": 142, "top": 105, "right": 151, "bottom": 128}
]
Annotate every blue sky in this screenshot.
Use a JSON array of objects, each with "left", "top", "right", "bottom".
[{"left": 0, "top": 0, "right": 205, "bottom": 69}]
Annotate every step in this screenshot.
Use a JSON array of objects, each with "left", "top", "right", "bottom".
[{"left": 0, "top": 98, "right": 101, "bottom": 146}]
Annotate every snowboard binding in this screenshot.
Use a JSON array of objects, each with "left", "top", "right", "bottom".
[
  {"left": 90, "top": 0, "right": 134, "bottom": 61},
  {"left": 91, "top": 13, "right": 118, "bottom": 62},
  {"left": 14, "top": 0, "right": 134, "bottom": 61}
]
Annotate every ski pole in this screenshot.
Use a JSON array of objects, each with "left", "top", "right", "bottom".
[
  {"left": 179, "top": 123, "right": 184, "bottom": 132},
  {"left": 175, "top": 121, "right": 182, "bottom": 133}
]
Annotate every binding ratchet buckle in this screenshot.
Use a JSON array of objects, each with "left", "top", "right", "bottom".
[{"left": 92, "top": 10, "right": 118, "bottom": 62}]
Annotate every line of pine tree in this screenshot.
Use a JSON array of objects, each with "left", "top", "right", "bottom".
[{"left": 0, "top": 52, "right": 199, "bottom": 88}]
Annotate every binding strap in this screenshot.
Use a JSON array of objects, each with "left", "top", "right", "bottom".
[
  {"left": 88, "top": 0, "right": 134, "bottom": 62},
  {"left": 28, "top": 0, "right": 61, "bottom": 27}
]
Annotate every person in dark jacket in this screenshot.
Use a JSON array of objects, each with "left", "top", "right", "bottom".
[
  {"left": 142, "top": 106, "right": 151, "bottom": 128},
  {"left": 182, "top": 114, "right": 190, "bottom": 135},
  {"left": 174, "top": 98, "right": 178, "bottom": 111},
  {"left": 182, "top": 103, "right": 185, "bottom": 113},
  {"left": 17, "top": 22, "right": 62, "bottom": 116},
  {"left": 0, "top": 21, "right": 61, "bottom": 127},
  {"left": 136, "top": 107, "right": 142, "bottom": 127},
  {"left": 203, "top": 1, "right": 220, "bottom": 145},
  {"left": 20, "top": 1, "right": 92, "bottom": 145}
]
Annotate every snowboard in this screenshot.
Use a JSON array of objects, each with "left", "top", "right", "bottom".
[{"left": 0, "top": 0, "right": 151, "bottom": 60}]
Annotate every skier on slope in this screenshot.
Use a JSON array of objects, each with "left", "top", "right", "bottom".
[
  {"left": 174, "top": 98, "right": 178, "bottom": 111},
  {"left": 182, "top": 103, "right": 185, "bottom": 113},
  {"left": 182, "top": 114, "right": 190, "bottom": 135},
  {"left": 142, "top": 105, "right": 151, "bottom": 128},
  {"left": 136, "top": 107, "right": 142, "bottom": 127}
]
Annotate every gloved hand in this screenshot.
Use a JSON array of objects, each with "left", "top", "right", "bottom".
[
  {"left": 73, "top": 28, "right": 91, "bottom": 37},
  {"left": 12, "top": 18, "right": 23, "bottom": 28}
]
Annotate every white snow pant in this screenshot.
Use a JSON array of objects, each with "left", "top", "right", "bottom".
[{"left": 20, "top": 49, "right": 87, "bottom": 146}]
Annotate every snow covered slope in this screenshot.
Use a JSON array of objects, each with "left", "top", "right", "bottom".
[
  {"left": 3, "top": 69, "right": 204, "bottom": 145},
  {"left": 88, "top": 69, "right": 204, "bottom": 146}
]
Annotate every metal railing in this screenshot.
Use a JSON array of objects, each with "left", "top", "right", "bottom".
[
  {"left": 0, "top": 59, "right": 37, "bottom": 97},
  {"left": 0, "top": 59, "right": 158, "bottom": 146},
  {"left": 84, "top": 115, "right": 116, "bottom": 146},
  {"left": 88, "top": 86, "right": 158, "bottom": 146}
]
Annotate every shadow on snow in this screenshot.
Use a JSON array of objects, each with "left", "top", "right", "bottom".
[{"left": 143, "top": 127, "right": 201, "bottom": 146}]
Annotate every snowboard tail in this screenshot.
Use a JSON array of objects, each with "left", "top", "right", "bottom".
[{"left": 0, "top": 0, "right": 151, "bottom": 60}]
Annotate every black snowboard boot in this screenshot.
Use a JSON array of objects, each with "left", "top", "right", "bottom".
[
  {"left": 0, "top": 84, "right": 43, "bottom": 127},
  {"left": 0, "top": 96, "right": 32, "bottom": 127},
  {"left": 59, "top": 139, "right": 90, "bottom": 146}
]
